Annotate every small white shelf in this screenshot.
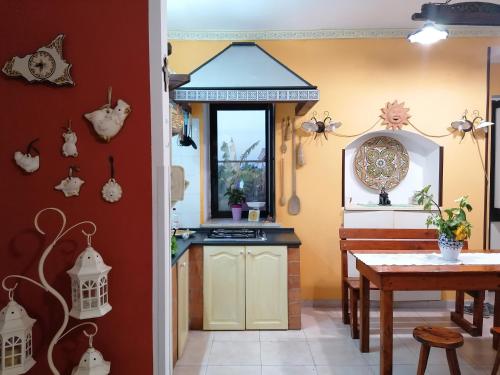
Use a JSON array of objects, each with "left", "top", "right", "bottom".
[{"left": 344, "top": 204, "right": 438, "bottom": 212}]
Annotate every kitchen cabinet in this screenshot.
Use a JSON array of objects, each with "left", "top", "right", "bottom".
[
  {"left": 203, "top": 246, "right": 288, "bottom": 330},
  {"left": 177, "top": 250, "right": 189, "bottom": 357}
]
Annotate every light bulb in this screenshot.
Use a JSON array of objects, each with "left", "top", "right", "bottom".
[{"left": 408, "top": 22, "right": 448, "bottom": 45}]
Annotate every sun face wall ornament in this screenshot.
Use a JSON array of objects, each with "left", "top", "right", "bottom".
[
  {"left": 14, "top": 138, "right": 40, "bottom": 173},
  {"left": 101, "top": 156, "right": 122, "bottom": 203},
  {"left": 354, "top": 136, "right": 410, "bottom": 191},
  {"left": 84, "top": 87, "right": 131, "bottom": 142},
  {"left": 380, "top": 101, "right": 411, "bottom": 130},
  {"left": 55, "top": 166, "right": 85, "bottom": 197},
  {"left": 301, "top": 111, "right": 342, "bottom": 140},
  {"left": 2, "top": 34, "right": 74, "bottom": 86}
]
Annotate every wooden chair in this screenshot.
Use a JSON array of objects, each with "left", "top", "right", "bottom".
[
  {"left": 339, "top": 227, "right": 485, "bottom": 339},
  {"left": 491, "top": 327, "right": 500, "bottom": 375},
  {"left": 413, "top": 326, "right": 464, "bottom": 375}
]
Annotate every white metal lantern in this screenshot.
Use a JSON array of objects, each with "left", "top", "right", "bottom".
[
  {"left": 71, "top": 332, "right": 110, "bottom": 375},
  {"left": 0, "top": 292, "right": 36, "bottom": 375},
  {"left": 67, "top": 235, "right": 111, "bottom": 320}
]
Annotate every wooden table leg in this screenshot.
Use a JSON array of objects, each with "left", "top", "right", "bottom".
[
  {"left": 360, "top": 274, "right": 370, "bottom": 353},
  {"left": 380, "top": 290, "right": 393, "bottom": 375},
  {"left": 494, "top": 291, "right": 500, "bottom": 350}
]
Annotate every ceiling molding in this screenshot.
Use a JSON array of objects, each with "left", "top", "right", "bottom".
[{"left": 168, "top": 27, "right": 500, "bottom": 41}]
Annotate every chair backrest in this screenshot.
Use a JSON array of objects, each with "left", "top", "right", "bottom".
[{"left": 338, "top": 227, "right": 468, "bottom": 281}]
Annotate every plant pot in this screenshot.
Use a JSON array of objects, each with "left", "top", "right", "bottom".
[
  {"left": 231, "top": 205, "right": 242, "bottom": 221},
  {"left": 438, "top": 233, "right": 464, "bottom": 261}
]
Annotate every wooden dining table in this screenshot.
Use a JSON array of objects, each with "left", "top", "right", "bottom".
[{"left": 352, "top": 250, "right": 500, "bottom": 375}]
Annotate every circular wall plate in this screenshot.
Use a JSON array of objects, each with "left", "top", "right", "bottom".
[{"left": 354, "top": 136, "right": 409, "bottom": 191}]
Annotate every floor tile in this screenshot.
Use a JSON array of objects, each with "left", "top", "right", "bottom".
[
  {"left": 173, "top": 365, "right": 207, "bottom": 375},
  {"left": 205, "top": 366, "right": 261, "bottom": 375},
  {"left": 260, "top": 330, "right": 306, "bottom": 341},
  {"left": 370, "top": 364, "right": 416, "bottom": 375},
  {"left": 177, "top": 339, "right": 212, "bottom": 366},
  {"left": 211, "top": 330, "right": 260, "bottom": 342},
  {"left": 262, "top": 365, "right": 316, "bottom": 375},
  {"left": 261, "top": 341, "right": 314, "bottom": 365},
  {"left": 308, "top": 338, "right": 367, "bottom": 366},
  {"left": 316, "top": 365, "right": 373, "bottom": 375},
  {"left": 208, "top": 341, "right": 260, "bottom": 366}
]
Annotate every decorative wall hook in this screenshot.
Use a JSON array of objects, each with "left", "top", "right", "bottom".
[
  {"left": 2, "top": 34, "right": 74, "bottom": 86},
  {"left": 1, "top": 208, "right": 111, "bottom": 375},
  {"left": 14, "top": 138, "right": 40, "bottom": 173},
  {"left": 84, "top": 87, "right": 131, "bottom": 142},
  {"left": 301, "top": 111, "right": 342, "bottom": 140},
  {"left": 62, "top": 120, "right": 78, "bottom": 157},
  {"left": 101, "top": 156, "right": 122, "bottom": 203},
  {"left": 55, "top": 166, "right": 85, "bottom": 197}
]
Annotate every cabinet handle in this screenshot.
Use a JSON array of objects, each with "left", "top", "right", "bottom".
[
  {"left": 240, "top": 250, "right": 244, "bottom": 255},
  {"left": 181, "top": 262, "right": 186, "bottom": 267},
  {"left": 247, "top": 250, "right": 252, "bottom": 255}
]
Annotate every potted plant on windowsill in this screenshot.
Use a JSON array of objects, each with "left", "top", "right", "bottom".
[
  {"left": 415, "top": 185, "right": 472, "bottom": 261},
  {"left": 225, "top": 187, "right": 246, "bottom": 221}
]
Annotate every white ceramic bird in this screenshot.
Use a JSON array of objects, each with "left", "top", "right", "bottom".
[
  {"left": 84, "top": 99, "right": 131, "bottom": 142},
  {"left": 62, "top": 130, "right": 78, "bottom": 157},
  {"left": 55, "top": 177, "right": 85, "bottom": 197},
  {"left": 14, "top": 151, "right": 39, "bottom": 173}
]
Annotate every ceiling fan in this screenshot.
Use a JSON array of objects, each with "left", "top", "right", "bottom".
[{"left": 409, "top": 1, "right": 500, "bottom": 44}]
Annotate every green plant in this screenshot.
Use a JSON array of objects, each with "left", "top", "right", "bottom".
[
  {"left": 171, "top": 234, "right": 178, "bottom": 256},
  {"left": 224, "top": 187, "right": 246, "bottom": 206},
  {"left": 415, "top": 185, "right": 473, "bottom": 241}
]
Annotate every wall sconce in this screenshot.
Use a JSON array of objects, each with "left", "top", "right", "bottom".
[
  {"left": 67, "top": 233, "right": 112, "bottom": 320},
  {"left": 0, "top": 288, "right": 36, "bottom": 375},
  {"left": 408, "top": 22, "right": 448, "bottom": 44},
  {"left": 451, "top": 110, "right": 494, "bottom": 140}
]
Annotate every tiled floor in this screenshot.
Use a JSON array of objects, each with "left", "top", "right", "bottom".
[{"left": 174, "top": 305, "right": 498, "bottom": 375}]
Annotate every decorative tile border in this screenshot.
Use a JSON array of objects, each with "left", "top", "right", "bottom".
[
  {"left": 174, "top": 89, "right": 320, "bottom": 102},
  {"left": 168, "top": 27, "right": 500, "bottom": 41}
]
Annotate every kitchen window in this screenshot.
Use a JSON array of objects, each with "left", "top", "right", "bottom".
[{"left": 210, "top": 103, "right": 275, "bottom": 218}]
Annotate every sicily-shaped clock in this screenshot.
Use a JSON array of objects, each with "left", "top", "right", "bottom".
[{"left": 2, "top": 34, "right": 74, "bottom": 86}]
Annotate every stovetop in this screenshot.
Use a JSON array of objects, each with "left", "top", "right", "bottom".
[{"left": 205, "top": 228, "right": 267, "bottom": 241}]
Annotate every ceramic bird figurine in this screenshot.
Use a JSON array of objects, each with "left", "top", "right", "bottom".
[
  {"left": 84, "top": 99, "right": 131, "bottom": 142},
  {"left": 14, "top": 151, "right": 39, "bottom": 173},
  {"left": 62, "top": 129, "right": 78, "bottom": 157},
  {"left": 55, "top": 176, "right": 85, "bottom": 197}
]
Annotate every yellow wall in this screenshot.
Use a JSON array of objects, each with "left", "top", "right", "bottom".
[
  {"left": 492, "top": 63, "right": 500, "bottom": 96},
  {"left": 170, "top": 37, "right": 498, "bottom": 301}
]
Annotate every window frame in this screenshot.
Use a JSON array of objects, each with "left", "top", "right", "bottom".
[
  {"left": 490, "top": 100, "right": 500, "bottom": 221},
  {"left": 210, "top": 103, "right": 275, "bottom": 219}
]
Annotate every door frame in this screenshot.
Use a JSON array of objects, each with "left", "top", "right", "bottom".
[{"left": 149, "top": 0, "right": 172, "bottom": 373}]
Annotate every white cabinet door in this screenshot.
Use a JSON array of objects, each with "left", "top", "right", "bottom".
[
  {"left": 177, "top": 250, "right": 189, "bottom": 357},
  {"left": 245, "top": 246, "right": 288, "bottom": 330},
  {"left": 204, "top": 246, "right": 246, "bottom": 330}
]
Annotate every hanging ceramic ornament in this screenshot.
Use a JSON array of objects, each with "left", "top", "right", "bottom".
[
  {"left": 62, "top": 120, "right": 78, "bottom": 157},
  {"left": 84, "top": 87, "right": 131, "bottom": 142},
  {"left": 71, "top": 330, "right": 111, "bottom": 375},
  {"left": 2, "top": 34, "right": 74, "bottom": 86},
  {"left": 101, "top": 156, "right": 122, "bottom": 203},
  {"left": 55, "top": 166, "right": 85, "bottom": 197},
  {"left": 14, "top": 138, "right": 40, "bottom": 173}
]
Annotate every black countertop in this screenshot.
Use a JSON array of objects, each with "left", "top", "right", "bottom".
[{"left": 171, "top": 227, "right": 301, "bottom": 266}]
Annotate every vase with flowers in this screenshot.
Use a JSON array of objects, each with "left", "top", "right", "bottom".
[
  {"left": 225, "top": 187, "right": 246, "bottom": 221},
  {"left": 415, "top": 185, "right": 473, "bottom": 261}
]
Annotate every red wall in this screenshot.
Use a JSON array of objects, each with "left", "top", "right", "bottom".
[{"left": 0, "top": 1, "right": 153, "bottom": 374}]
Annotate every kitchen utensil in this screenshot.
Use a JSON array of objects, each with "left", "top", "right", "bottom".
[
  {"left": 288, "top": 120, "right": 301, "bottom": 215},
  {"left": 280, "top": 118, "right": 287, "bottom": 154},
  {"left": 297, "top": 133, "right": 305, "bottom": 167},
  {"left": 279, "top": 158, "right": 286, "bottom": 206},
  {"left": 285, "top": 116, "right": 291, "bottom": 141}
]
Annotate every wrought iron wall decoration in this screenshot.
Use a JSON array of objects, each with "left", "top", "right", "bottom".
[
  {"left": 301, "top": 111, "right": 342, "bottom": 140},
  {"left": 1, "top": 208, "right": 111, "bottom": 375},
  {"left": 2, "top": 34, "right": 74, "bottom": 86},
  {"left": 354, "top": 136, "right": 410, "bottom": 191}
]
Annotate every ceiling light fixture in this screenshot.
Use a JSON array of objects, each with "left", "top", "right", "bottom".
[{"left": 408, "top": 22, "right": 449, "bottom": 44}]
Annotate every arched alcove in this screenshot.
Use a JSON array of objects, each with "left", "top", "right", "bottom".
[{"left": 343, "top": 130, "right": 442, "bottom": 207}]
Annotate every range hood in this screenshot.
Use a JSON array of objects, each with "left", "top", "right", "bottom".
[{"left": 173, "top": 42, "right": 319, "bottom": 115}]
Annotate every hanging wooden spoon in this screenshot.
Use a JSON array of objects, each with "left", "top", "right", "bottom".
[
  {"left": 280, "top": 118, "right": 287, "bottom": 154},
  {"left": 287, "top": 119, "right": 300, "bottom": 215}
]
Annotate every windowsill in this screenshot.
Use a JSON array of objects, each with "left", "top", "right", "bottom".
[{"left": 201, "top": 218, "right": 281, "bottom": 228}]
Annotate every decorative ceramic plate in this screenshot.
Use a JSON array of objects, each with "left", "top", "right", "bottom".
[{"left": 354, "top": 136, "right": 409, "bottom": 190}]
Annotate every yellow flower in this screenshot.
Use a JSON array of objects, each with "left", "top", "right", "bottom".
[{"left": 454, "top": 225, "right": 467, "bottom": 241}]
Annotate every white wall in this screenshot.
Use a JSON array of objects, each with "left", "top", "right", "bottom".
[
  {"left": 344, "top": 130, "right": 441, "bottom": 205},
  {"left": 172, "top": 118, "right": 201, "bottom": 228}
]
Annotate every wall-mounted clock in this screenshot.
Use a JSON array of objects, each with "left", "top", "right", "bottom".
[{"left": 2, "top": 34, "right": 74, "bottom": 86}]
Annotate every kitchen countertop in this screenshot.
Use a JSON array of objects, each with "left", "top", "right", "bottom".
[{"left": 171, "top": 227, "right": 301, "bottom": 266}]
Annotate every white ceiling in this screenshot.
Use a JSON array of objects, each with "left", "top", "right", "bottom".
[{"left": 167, "top": 0, "right": 500, "bottom": 31}]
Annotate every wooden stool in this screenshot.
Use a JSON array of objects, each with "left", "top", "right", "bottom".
[
  {"left": 413, "top": 326, "right": 464, "bottom": 375},
  {"left": 491, "top": 328, "right": 500, "bottom": 375}
]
